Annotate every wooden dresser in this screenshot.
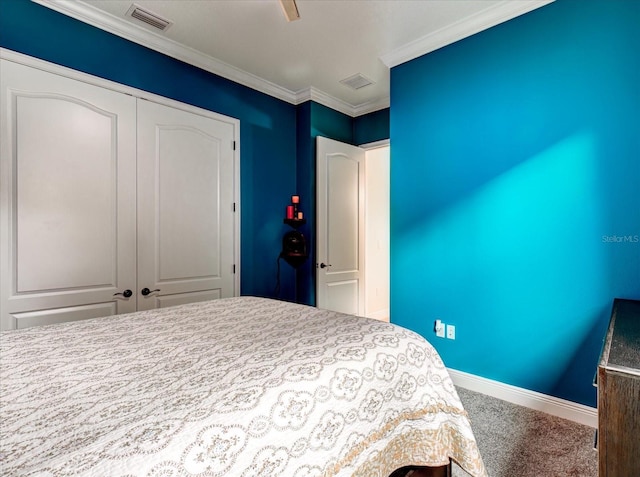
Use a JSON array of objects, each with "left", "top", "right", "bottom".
[{"left": 597, "top": 298, "right": 640, "bottom": 477}]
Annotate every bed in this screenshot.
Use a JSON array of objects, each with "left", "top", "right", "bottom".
[{"left": 0, "top": 296, "right": 487, "bottom": 477}]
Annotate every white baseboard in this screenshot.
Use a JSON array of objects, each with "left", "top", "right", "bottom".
[{"left": 448, "top": 368, "right": 597, "bottom": 428}]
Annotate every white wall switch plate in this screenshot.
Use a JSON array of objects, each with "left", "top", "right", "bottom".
[{"left": 435, "top": 319, "right": 445, "bottom": 338}]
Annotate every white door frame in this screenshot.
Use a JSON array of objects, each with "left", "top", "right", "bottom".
[{"left": 361, "top": 141, "right": 390, "bottom": 322}]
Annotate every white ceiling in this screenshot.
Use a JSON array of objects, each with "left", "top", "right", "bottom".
[{"left": 35, "top": 0, "right": 552, "bottom": 116}]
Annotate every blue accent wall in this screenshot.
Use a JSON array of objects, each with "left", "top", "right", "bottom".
[
  {"left": 0, "top": 0, "right": 298, "bottom": 302},
  {"left": 390, "top": 0, "right": 640, "bottom": 406},
  {"left": 354, "top": 108, "right": 390, "bottom": 146}
]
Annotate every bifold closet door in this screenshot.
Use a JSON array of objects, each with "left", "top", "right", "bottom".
[
  {"left": 0, "top": 60, "right": 138, "bottom": 330},
  {"left": 136, "top": 99, "right": 236, "bottom": 310},
  {"left": 1, "top": 59, "right": 237, "bottom": 330}
]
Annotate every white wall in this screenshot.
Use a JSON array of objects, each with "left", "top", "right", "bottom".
[{"left": 364, "top": 145, "right": 390, "bottom": 321}]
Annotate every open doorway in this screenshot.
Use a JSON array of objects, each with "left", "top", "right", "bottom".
[
  {"left": 315, "top": 136, "right": 389, "bottom": 322},
  {"left": 363, "top": 143, "right": 390, "bottom": 321}
]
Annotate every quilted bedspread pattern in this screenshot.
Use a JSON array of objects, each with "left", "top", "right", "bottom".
[{"left": 0, "top": 297, "right": 486, "bottom": 477}]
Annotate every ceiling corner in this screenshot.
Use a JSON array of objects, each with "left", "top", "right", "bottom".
[{"left": 380, "top": 0, "right": 555, "bottom": 68}]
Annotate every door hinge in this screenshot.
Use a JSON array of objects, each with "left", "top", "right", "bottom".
[
  {"left": 233, "top": 202, "right": 236, "bottom": 212},
  {"left": 233, "top": 264, "right": 236, "bottom": 274},
  {"left": 232, "top": 140, "right": 236, "bottom": 151}
]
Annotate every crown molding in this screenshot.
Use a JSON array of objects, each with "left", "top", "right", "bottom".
[
  {"left": 380, "top": 0, "right": 554, "bottom": 68},
  {"left": 294, "top": 87, "right": 389, "bottom": 117},
  {"left": 294, "top": 87, "right": 351, "bottom": 116},
  {"left": 32, "top": 0, "right": 298, "bottom": 104},
  {"left": 352, "top": 96, "right": 391, "bottom": 117},
  {"left": 33, "top": 0, "right": 550, "bottom": 117},
  {"left": 33, "top": 0, "right": 377, "bottom": 115}
]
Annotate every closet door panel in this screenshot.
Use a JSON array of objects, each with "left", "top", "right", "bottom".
[
  {"left": 15, "top": 95, "right": 115, "bottom": 291},
  {"left": 0, "top": 60, "right": 137, "bottom": 330},
  {"left": 157, "top": 126, "right": 221, "bottom": 280},
  {"left": 136, "top": 99, "right": 235, "bottom": 310},
  {"left": 11, "top": 302, "right": 117, "bottom": 330}
]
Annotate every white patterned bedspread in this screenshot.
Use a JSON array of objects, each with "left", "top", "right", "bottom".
[{"left": 0, "top": 297, "right": 486, "bottom": 477}]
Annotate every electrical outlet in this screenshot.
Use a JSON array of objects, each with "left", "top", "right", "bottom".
[
  {"left": 435, "top": 319, "right": 445, "bottom": 338},
  {"left": 447, "top": 324, "right": 456, "bottom": 340}
]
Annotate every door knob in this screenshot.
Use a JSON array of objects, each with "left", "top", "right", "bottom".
[
  {"left": 319, "top": 263, "right": 332, "bottom": 269},
  {"left": 113, "top": 289, "right": 133, "bottom": 298},
  {"left": 141, "top": 287, "right": 161, "bottom": 296}
]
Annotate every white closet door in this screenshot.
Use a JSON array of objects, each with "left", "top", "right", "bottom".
[
  {"left": 0, "top": 60, "right": 137, "bottom": 330},
  {"left": 136, "top": 99, "right": 236, "bottom": 310}
]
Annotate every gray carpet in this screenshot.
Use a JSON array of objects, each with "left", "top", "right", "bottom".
[{"left": 452, "top": 387, "right": 598, "bottom": 477}]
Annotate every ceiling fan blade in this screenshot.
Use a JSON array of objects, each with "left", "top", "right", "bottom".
[{"left": 279, "top": 0, "right": 300, "bottom": 22}]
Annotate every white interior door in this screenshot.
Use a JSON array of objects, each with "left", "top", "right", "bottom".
[
  {"left": 136, "top": 99, "right": 237, "bottom": 310},
  {"left": 316, "top": 136, "right": 365, "bottom": 315},
  {"left": 0, "top": 60, "right": 137, "bottom": 330}
]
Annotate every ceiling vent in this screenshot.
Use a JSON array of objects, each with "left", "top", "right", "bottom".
[
  {"left": 339, "top": 73, "right": 375, "bottom": 90},
  {"left": 126, "top": 4, "right": 173, "bottom": 31}
]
